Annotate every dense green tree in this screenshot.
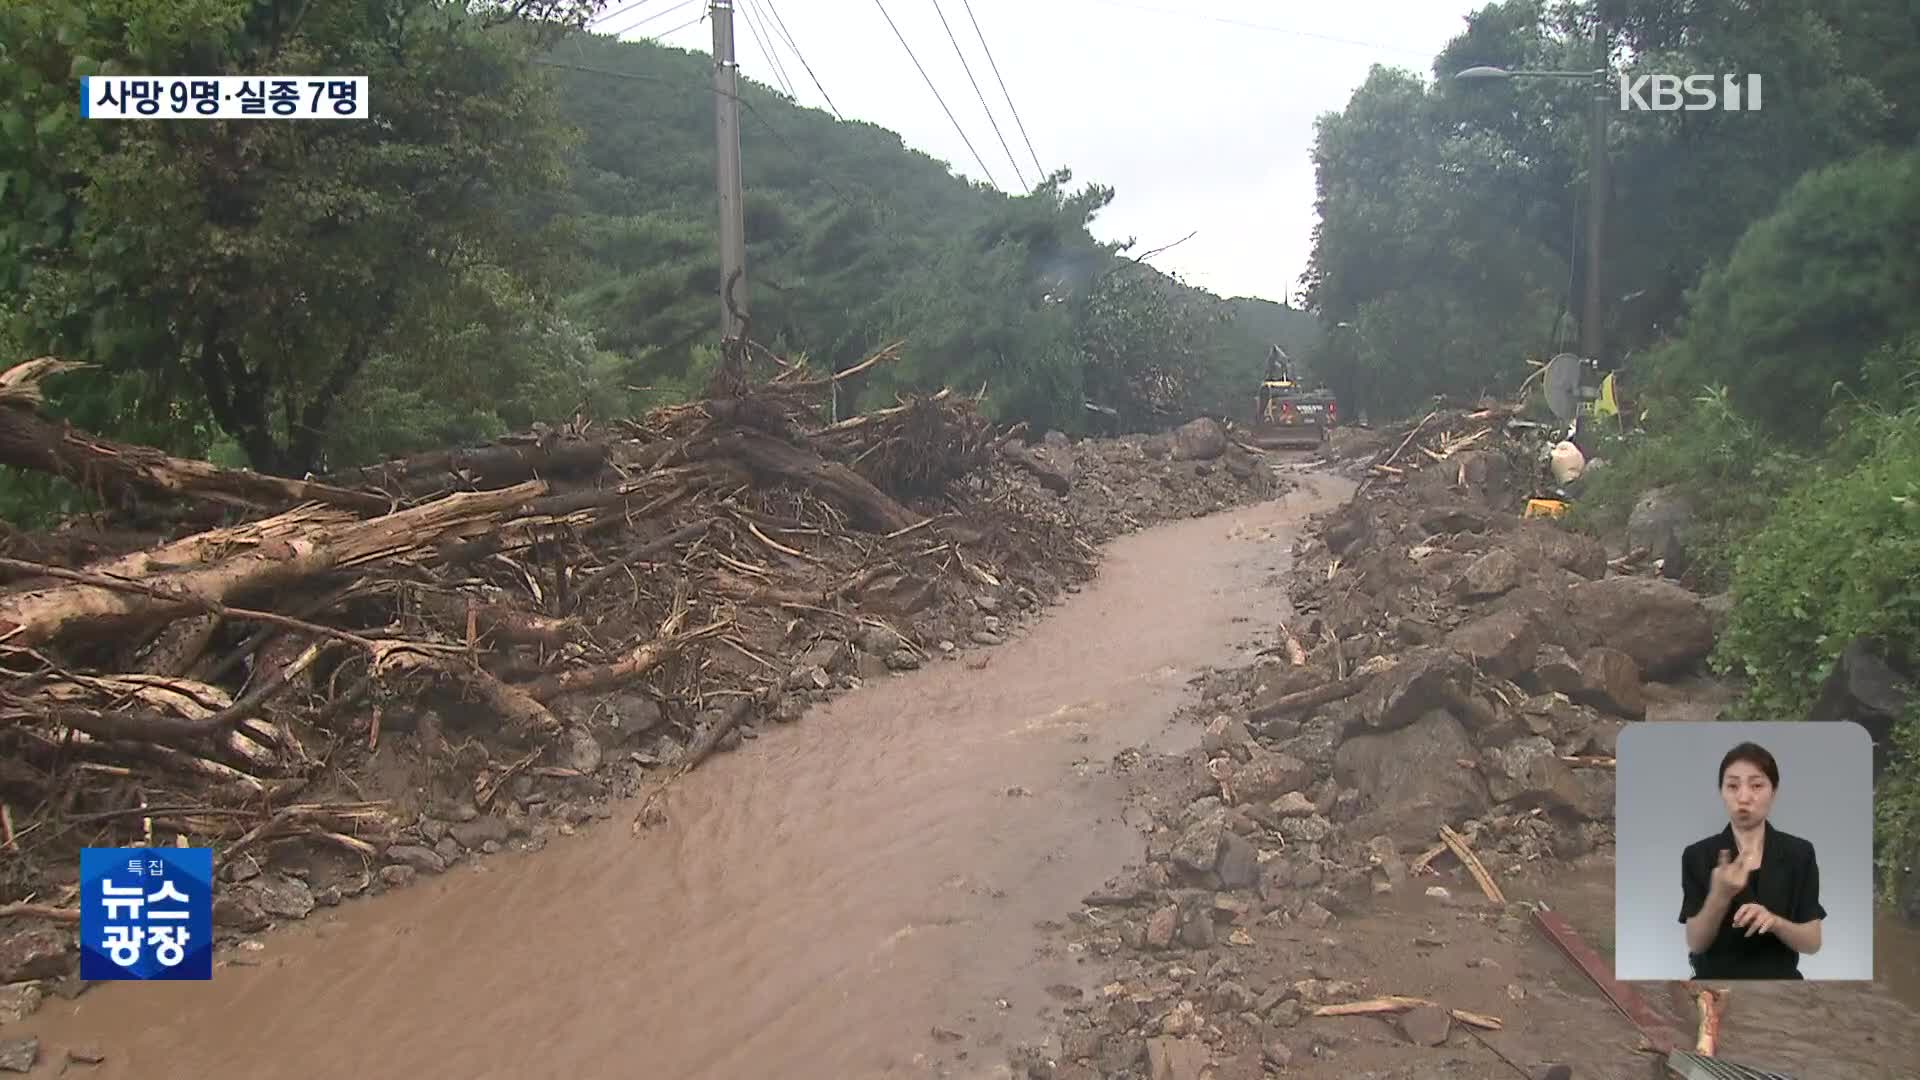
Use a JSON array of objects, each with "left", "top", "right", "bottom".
[
  {"left": 1651, "top": 148, "right": 1920, "bottom": 442},
  {"left": 1, "top": 0, "right": 602, "bottom": 475}
]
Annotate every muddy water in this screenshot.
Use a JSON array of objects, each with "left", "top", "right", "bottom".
[{"left": 23, "top": 475, "right": 1352, "bottom": 1080}]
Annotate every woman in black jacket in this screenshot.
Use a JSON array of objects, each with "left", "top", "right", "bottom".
[{"left": 1677, "top": 742, "right": 1826, "bottom": 979}]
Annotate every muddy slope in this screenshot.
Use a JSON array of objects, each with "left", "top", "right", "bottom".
[{"left": 1016, "top": 417, "right": 1920, "bottom": 1080}]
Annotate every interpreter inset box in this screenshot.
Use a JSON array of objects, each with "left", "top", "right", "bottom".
[{"left": 1614, "top": 721, "right": 1874, "bottom": 982}]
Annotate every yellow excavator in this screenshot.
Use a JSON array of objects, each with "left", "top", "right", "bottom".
[{"left": 1248, "top": 344, "right": 1335, "bottom": 450}]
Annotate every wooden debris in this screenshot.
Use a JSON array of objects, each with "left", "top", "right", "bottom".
[
  {"left": 1692, "top": 985, "right": 1729, "bottom": 1055},
  {"left": 0, "top": 340, "right": 1120, "bottom": 886},
  {"left": 1246, "top": 672, "right": 1370, "bottom": 721},
  {"left": 1440, "top": 823, "right": 1505, "bottom": 903},
  {"left": 1312, "top": 996, "right": 1503, "bottom": 1031}
]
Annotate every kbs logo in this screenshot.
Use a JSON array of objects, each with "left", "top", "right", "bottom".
[{"left": 1619, "top": 73, "right": 1763, "bottom": 111}]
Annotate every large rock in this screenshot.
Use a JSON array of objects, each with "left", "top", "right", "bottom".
[
  {"left": 561, "top": 691, "right": 663, "bottom": 751},
  {"left": 858, "top": 569, "right": 937, "bottom": 615},
  {"left": 1349, "top": 647, "right": 1475, "bottom": 733},
  {"left": 1566, "top": 577, "right": 1714, "bottom": 676},
  {"left": 1510, "top": 522, "right": 1609, "bottom": 580},
  {"left": 1335, "top": 710, "right": 1491, "bottom": 848},
  {"left": 1806, "top": 637, "right": 1913, "bottom": 776},
  {"left": 1525, "top": 644, "right": 1585, "bottom": 695},
  {"left": 1486, "top": 737, "right": 1601, "bottom": 818},
  {"left": 1146, "top": 1036, "right": 1210, "bottom": 1080},
  {"left": 1456, "top": 549, "right": 1522, "bottom": 600},
  {"left": 1419, "top": 504, "right": 1493, "bottom": 536},
  {"left": 1323, "top": 506, "right": 1373, "bottom": 557},
  {"left": 233, "top": 873, "right": 315, "bottom": 922},
  {"left": 1171, "top": 817, "right": 1227, "bottom": 874},
  {"left": 1628, "top": 486, "right": 1696, "bottom": 577},
  {"left": 1445, "top": 610, "right": 1539, "bottom": 681},
  {"left": 1231, "top": 748, "right": 1312, "bottom": 803},
  {"left": 1170, "top": 418, "right": 1228, "bottom": 461},
  {"left": 0, "top": 926, "right": 71, "bottom": 984},
  {"left": 1450, "top": 450, "right": 1511, "bottom": 504},
  {"left": 1495, "top": 585, "right": 1581, "bottom": 651},
  {"left": 1575, "top": 646, "right": 1646, "bottom": 718}
]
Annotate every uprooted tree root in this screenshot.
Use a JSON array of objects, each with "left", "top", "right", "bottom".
[{"left": 0, "top": 344, "right": 1276, "bottom": 913}]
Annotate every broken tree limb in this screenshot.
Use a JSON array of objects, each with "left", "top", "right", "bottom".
[
  {"left": 416, "top": 592, "right": 573, "bottom": 649},
  {"left": 0, "top": 359, "right": 392, "bottom": 514},
  {"left": 0, "top": 902, "right": 81, "bottom": 923},
  {"left": 689, "top": 430, "right": 922, "bottom": 534},
  {"left": 327, "top": 436, "right": 609, "bottom": 496},
  {"left": 1312, "top": 997, "right": 1503, "bottom": 1032},
  {"left": 1440, "top": 824, "right": 1505, "bottom": 903},
  {"left": 1247, "top": 672, "right": 1369, "bottom": 721},
  {"left": 996, "top": 440, "right": 1072, "bottom": 494},
  {"left": 1378, "top": 409, "right": 1438, "bottom": 470},
  {"left": 0, "top": 481, "right": 545, "bottom": 645},
  {"left": 632, "top": 694, "right": 754, "bottom": 832},
  {"left": 1278, "top": 621, "right": 1306, "bottom": 666},
  {"left": 519, "top": 618, "right": 729, "bottom": 702},
  {"left": 372, "top": 645, "right": 559, "bottom": 744}
]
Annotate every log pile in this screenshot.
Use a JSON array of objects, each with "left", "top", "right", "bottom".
[{"left": 0, "top": 344, "right": 1088, "bottom": 874}]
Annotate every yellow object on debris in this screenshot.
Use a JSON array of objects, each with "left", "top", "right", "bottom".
[{"left": 1525, "top": 499, "right": 1569, "bottom": 519}]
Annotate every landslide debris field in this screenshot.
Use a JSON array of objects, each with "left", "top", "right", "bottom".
[
  {"left": 1015, "top": 407, "right": 1919, "bottom": 1080},
  {"left": 0, "top": 348, "right": 1279, "bottom": 997}
]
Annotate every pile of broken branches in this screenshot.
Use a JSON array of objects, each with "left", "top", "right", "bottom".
[{"left": 0, "top": 343, "right": 1054, "bottom": 875}]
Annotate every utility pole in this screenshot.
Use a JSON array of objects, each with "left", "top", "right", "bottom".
[
  {"left": 1583, "top": 23, "right": 1608, "bottom": 366},
  {"left": 711, "top": 1, "right": 749, "bottom": 341}
]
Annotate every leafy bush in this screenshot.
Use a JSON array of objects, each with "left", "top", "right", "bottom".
[
  {"left": 1660, "top": 146, "right": 1920, "bottom": 443},
  {"left": 1877, "top": 702, "right": 1920, "bottom": 905},
  {"left": 1712, "top": 386, "right": 1920, "bottom": 722},
  {"left": 1569, "top": 383, "right": 1807, "bottom": 588}
]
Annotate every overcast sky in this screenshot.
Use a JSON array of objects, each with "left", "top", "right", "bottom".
[{"left": 603, "top": 0, "right": 1485, "bottom": 306}]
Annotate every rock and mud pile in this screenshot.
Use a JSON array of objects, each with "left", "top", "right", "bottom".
[
  {"left": 1017, "top": 405, "right": 1739, "bottom": 1080},
  {"left": 0, "top": 347, "right": 1278, "bottom": 1003}
]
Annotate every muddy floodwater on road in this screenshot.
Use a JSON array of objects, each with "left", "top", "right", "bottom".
[{"left": 20, "top": 473, "right": 1352, "bottom": 1079}]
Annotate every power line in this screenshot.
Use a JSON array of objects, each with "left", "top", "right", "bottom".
[
  {"left": 591, "top": 0, "right": 664, "bottom": 31},
  {"left": 643, "top": 9, "right": 711, "bottom": 40},
  {"left": 958, "top": 0, "right": 1044, "bottom": 181},
  {"left": 530, "top": 58, "right": 865, "bottom": 212},
  {"left": 738, "top": 0, "right": 797, "bottom": 99},
  {"left": 603, "top": 0, "right": 702, "bottom": 39},
  {"left": 870, "top": 0, "right": 1001, "bottom": 190},
  {"left": 602, "top": 0, "right": 702, "bottom": 38},
  {"left": 928, "top": 0, "right": 1026, "bottom": 192},
  {"left": 760, "top": 0, "right": 846, "bottom": 121}
]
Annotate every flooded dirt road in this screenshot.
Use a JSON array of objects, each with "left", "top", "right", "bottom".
[{"left": 22, "top": 475, "right": 1350, "bottom": 1079}]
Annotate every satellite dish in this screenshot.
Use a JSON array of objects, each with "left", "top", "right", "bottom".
[{"left": 1543, "top": 353, "right": 1583, "bottom": 421}]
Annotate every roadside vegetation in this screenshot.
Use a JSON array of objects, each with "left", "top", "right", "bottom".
[{"left": 1303, "top": 1, "right": 1920, "bottom": 902}]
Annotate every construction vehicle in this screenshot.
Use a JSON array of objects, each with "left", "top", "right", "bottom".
[{"left": 1248, "top": 344, "right": 1336, "bottom": 449}]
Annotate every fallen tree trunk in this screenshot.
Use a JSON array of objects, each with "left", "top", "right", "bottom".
[
  {"left": 0, "top": 359, "right": 391, "bottom": 514},
  {"left": 373, "top": 645, "right": 560, "bottom": 744},
  {"left": 519, "top": 618, "right": 728, "bottom": 701},
  {"left": 0, "top": 481, "right": 545, "bottom": 646},
  {"left": 330, "top": 437, "right": 610, "bottom": 496},
  {"left": 997, "top": 440, "right": 1072, "bottom": 494},
  {"left": 1247, "top": 672, "right": 1370, "bottom": 721},
  {"left": 691, "top": 429, "right": 922, "bottom": 533}
]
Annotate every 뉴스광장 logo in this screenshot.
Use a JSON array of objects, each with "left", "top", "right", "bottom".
[
  {"left": 1619, "top": 73, "right": 1763, "bottom": 112},
  {"left": 79, "top": 847, "right": 214, "bottom": 981}
]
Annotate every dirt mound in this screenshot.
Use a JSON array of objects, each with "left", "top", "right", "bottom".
[
  {"left": 0, "top": 351, "right": 1286, "bottom": 989},
  {"left": 1013, "top": 404, "right": 1756, "bottom": 1079}
]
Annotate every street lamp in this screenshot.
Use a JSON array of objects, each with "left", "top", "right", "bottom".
[{"left": 1455, "top": 50, "right": 1612, "bottom": 367}]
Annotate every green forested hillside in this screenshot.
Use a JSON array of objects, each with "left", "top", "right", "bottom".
[
  {"left": 0, "top": 5, "right": 1301, "bottom": 486},
  {"left": 1300, "top": 0, "right": 1920, "bottom": 901}
]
